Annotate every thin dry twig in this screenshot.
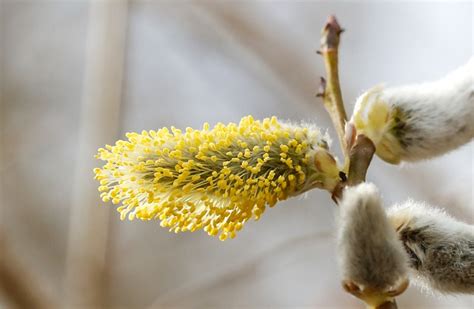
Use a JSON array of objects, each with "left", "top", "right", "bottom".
[
  {"left": 318, "top": 15, "right": 349, "bottom": 167},
  {"left": 331, "top": 134, "right": 376, "bottom": 202},
  {"left": 317, "top": 15, "right": 401, "bottom": 309},
  {"left": 347, "top": 135, "right": 376, "bottom": 186},
  {"left": 318, "top": 15, "right": 377, "bottom": 200}
]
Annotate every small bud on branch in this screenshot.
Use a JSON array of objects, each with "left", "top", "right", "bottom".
[
  {"left": 316, "top": 77, "right": 327, "bottom": 98},
  {"left": 320, "top": 15, "right": 344, "bottom": 51}
]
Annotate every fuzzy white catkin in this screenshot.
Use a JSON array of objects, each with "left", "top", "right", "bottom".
[
  {"left": 387, "top": 201, "right": 474, "bottom": 294},
  {"left": 337, "top": 183, "right": 408, "bottom": 291},
  {"left": 352, "top": 58, "right": 474, "bottom": 163}
]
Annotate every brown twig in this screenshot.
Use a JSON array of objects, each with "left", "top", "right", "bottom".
[
  {"left": 331, "top": 134, "right": 376, "bottom": 202},
  {"left": 347, "top": 134, "right": 376, "bottom": 186},
  {"left": 319, "top": 15, "right": 376, "bottom": 201},
  {"left": 318, "top": 15, "right": 349, "bottom": 168},
  {"left": 317, "top": 15, "right": 401, "bottom": 309}
]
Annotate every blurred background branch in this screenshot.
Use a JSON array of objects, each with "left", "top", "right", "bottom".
[
  {"left": 0, "top": 2, "right": 55, "bottom": 306},
  {"left": 64, "top": 0, "right": 128, "bottom": 307},
  {"left": 0, "top": 237, "right": 56, "bottom": 308}
]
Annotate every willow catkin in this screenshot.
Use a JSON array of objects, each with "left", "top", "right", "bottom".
[
  {"left": 350, "top": 58, "right": 473, "bottom": 164},
  {"left": 94, "top": 116, "right": 340, "bottom": 240},
  {"left": 388, "top": 201, "right": 474, "bottom": 294},
  {"left": 337, "top": 183, "right": 408, "bottom": 306}
]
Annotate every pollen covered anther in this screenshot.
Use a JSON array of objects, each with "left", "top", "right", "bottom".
[{"left": 94, "top": 116, "right": 341, "bottom": 240}]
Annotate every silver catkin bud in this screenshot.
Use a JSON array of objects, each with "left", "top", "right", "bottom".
[
  {"left": 337, "top": 183, "right": 409, "bottom": 293},
  {"left": 388, "top": 201, "right": 474, "bottom": 294},
  {"left": 351, "top": 58, "right": 474, "bottom": 164}
]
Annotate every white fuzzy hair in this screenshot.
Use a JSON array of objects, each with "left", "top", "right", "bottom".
[
  {"left": 387, "top": 201, "right": 474, "bottom": 294},
  {"left": 382, "top": 58, "right": 474, "bottom": 161},
  {"left": 337, "top": 183, "right": 408, "bottom": 291}
]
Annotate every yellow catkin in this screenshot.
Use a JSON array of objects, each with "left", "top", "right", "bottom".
[{"left": 94, "top": 116, "right": 340, "bottom": 240}]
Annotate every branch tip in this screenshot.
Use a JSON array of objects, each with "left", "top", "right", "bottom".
[
  {"left": 325, "top": 15, "right": 342, "bottom": 33},
  {"left": 317, "top": 14, "right": 348, "bottom": 164},
  {"left": 321, "top": 15, "right": 343, "bottom": 51}
]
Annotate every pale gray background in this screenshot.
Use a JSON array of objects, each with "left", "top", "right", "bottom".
[{"left": 0, "top": 1, "right": 473, "bottom": 308}]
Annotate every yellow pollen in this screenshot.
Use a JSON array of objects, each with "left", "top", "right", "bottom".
[{"left": 94, "top": 115, "right": 339, "bottom": 240}]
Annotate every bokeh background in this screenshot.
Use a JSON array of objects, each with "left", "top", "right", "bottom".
[{"left": 0, "top": 1, "right": 472, "bottom": 308}]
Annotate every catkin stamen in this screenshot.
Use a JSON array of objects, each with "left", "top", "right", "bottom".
[{"left": 95, "top": 116, "right": 340, "bottom": 240}]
